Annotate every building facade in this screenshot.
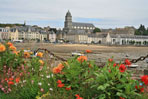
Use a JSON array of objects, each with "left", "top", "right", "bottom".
[
  {"left": 63, "top": 11, "right": 95, "bottom": 34},
  {"left": 0, "top": 27, "right": 9, "bottom": 41}
]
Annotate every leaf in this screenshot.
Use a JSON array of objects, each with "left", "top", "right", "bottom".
[
  {"left": 98, "top": 94, "right": 106, "bottom": 99},
  {"left": 97, "top": 85, "right": 105, "bottom": 90},
  {"left": 116, "top": 92, "right": 127, "bottom": 98}
]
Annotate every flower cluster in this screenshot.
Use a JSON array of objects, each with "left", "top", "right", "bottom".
[
  {"left": 37, "top": 52, "right": 43, "bottom": 58},
  {"left": 57, "top": 80, "right": 64, "bottom": 88},
  {"left": 135, "top": 85, "right": 144, "bottom": 93},
  {"left": 141, "top": 75, "right": 148, "bottom": 85},
  {"left": 119, "top": 64, "right": 127, "bottom": 72},
  {"left": 77, "top": 56, "right": 87, "bottom": 63},
  {"left": 0, "top": 66, "right": 22, "bottom": 94},
  {"left": 24, "top": 52, "right": 30, "bottom": 58},
  {"left": 85, "top": 49, "right": 92, "bottom": 53},
  {"left": 53, "top": 63, "right": 64, "bottom": 74},
  {"left": 0, "top": 43, "right": 6, "bottom": 52},
  {"left": 75, "top": 94, "right": 83, "bottom": 99}
]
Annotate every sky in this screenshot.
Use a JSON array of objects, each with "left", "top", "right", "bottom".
[{"left": 0, "top": 0, "right": 148, "bottom": 29}]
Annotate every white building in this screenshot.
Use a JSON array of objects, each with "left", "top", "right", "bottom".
[
  {"left": 47, "top": 31, "right": 56, "bottom": 43},
  {"left": 0, "top": 27, "right": 9, "bottom": 41}
]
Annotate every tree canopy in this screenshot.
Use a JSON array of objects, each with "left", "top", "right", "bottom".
[
  {"left": 93, "top": 27, "right": 101, "bottom": 33},
  {"left": 0, "top": 23, "right": 23, "bottom": 27},
  {"left": 135, "top": 24, "right": 148, "bottom": 35}
]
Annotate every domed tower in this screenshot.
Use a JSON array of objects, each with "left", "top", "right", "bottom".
[{"left": 64, "top": 10, "right": 72, "bottom": 29}]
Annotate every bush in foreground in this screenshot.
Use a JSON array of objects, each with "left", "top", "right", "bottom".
[{"left": 0, "top": 42, "right": 148, "bottom": 99}]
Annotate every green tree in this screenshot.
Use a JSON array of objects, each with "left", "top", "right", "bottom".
[
  {"left": 135, "top": 24, "right": 148, "bottom": 35},
  {"left": 93, "top": 27, "right": 101, "bottom": 33}
]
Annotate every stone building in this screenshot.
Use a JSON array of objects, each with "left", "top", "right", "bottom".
[
  {"left": 9, "top": 27, "right": 19, "bottom": 41},
  {"left": 63, "top": 11, "right": 95, "bottom": 34},
  {"left": 0, "top": 27, "right": 9, "bottom": 41}
]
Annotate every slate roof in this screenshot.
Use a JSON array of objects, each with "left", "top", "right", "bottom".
[
  {"left": 72, "top": 22, "right": 95, "bottom": 27},
  {"left": 68, "top": 30, "right": 87, "bottom": 35},
  {"left": 66, "top": 11, "right": 72, "bottom": 17}
]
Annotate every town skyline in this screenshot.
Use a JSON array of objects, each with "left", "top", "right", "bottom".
[{"left": 0, "top": 0, "right": 148, "bottom": 29}]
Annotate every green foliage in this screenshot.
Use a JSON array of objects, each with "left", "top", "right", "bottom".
[
  {"left": 0, "top": 43, "right": 24, "bottom": 69},
  {"left": 0, "top": 42, "right": 147, "bottom": 99},
  {"left": 135, "top": 24, "right": 148, "bottom": 35},
  {"left": 93, "top": 27, "right": 101, "bottom": 33},
  {"left": 53, "top": 57, "right": 99, "bottom": 98},
  {"left": 90, "top": 60, "right": 141, "bottom": 99},
  {"left": 0, "top": 23, "right": 23, "bottom": 27}
]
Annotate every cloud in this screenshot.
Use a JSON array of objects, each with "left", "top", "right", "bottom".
[{"left": 0, "top": 0, "right": 148, "bottom": 28}]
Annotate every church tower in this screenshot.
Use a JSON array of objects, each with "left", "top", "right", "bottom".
[{"left": 64, "top": 10, "right": 72, "bottom": 29}]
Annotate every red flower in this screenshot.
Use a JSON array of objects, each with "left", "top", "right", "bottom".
[
  {"left": 141, "top": 75, "right": 148, "bottom": 85},
  {"left": 119, "top": 64, "right": 126, "bottom": 72},
  {"left": 113, "top": 63, "right": 116, "bottom": 67},
  {"left": 58, "top": 84, "right": 64, "bottom": 88},
  {"left": 15, "top": 77, "right": 20, "bottom": 83},
  {"left": 5, "top": 78, "right": 8, "bottom": 81},
  {"left": 108, "top": 58, "right": 113, "bottom": 62},
  {"left": 108, "top": 70, "right": 111, "bottom": 73},
  {"left": 65, "top": 87, "right": 71, "bottom": 91},
  {"left": 9, "top": 78, "right": 13, "bottom": 81},
  {"left": 140, "top": 87, "right": 144, "bottom": 93},
  {"left": 125, "top": 59, "right": 131, "bottom": 66},
  {"left": 88, "top": 64, "right": 91, "bottom": 68},
  {"left": 119, "top": 97, "right": 125, "bottom": 99},
  {"left": 75, "top": 94, "right": 83, "bottom": 99},
  {"left": 135, "top": 85, "right": 144, "bottom": 93},
  {"left": 75, "top": 94, "right": 80, "bottom": 97},
  {"left": 8, "top": 81, "right": 14, "bottom": 85},
  {"left": 57, "top": 80, "right": 62, "bottom": 84}
]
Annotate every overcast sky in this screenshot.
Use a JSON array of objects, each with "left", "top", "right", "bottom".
[{"left": 0, "top": 0, "right": 148, "bottom": 29}]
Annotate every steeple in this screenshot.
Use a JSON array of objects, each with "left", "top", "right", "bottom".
[
  {"left": 23, "top": 20, "right": 26, "bottom": 26},
  {"left": 66, "top": 10, "right": 72, "bottom": 17},
  {"left": 64, "top": 10, "right": 72, "bottom": 29}
]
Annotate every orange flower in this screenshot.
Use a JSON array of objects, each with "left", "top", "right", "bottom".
[
  {"left": 37, "top": 52, "right": 43, "bottom": 58},
  {"left": 53, "top": 67, "right": 61, "bottom": 74},
  {"left": 77, "top": 56, "right": 87, "bottom": 63},
  {"left": 7, "top": 42, "right": 13, "bottom": 47},
  {"left": 9, "top": 46, "right": 16, "bottom": 51},
  {"left": 15, "top": 77, "right": 20, "bottom": 83},
  {"left": 13, "top": 51, "right": 19, "bottom": 55},
  {"left": 85, "top": 50, "right": 92, "bottom": 53},
  {"left": 0, "top": 44, "right": 6, "bottom": 52},
  {"left": 24, "top": 52, "right": 30, "bottom": 58},
  {"left": 57, "top": 63, "right": 64, "bottom": 70},
  {"left": 39, "top": 60, "right": 44, "bottom": 65}
]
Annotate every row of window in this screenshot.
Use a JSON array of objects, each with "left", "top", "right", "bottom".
[
  {"left": 72, "top": 26, "right": 95, "bottom": 30},
  {"left": 0, "top": 29, "right": 9, "bottom": 32}
]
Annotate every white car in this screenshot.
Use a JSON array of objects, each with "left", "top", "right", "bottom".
[{"left": 72, "top": 52, "right": 84, "bottom": 56}]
